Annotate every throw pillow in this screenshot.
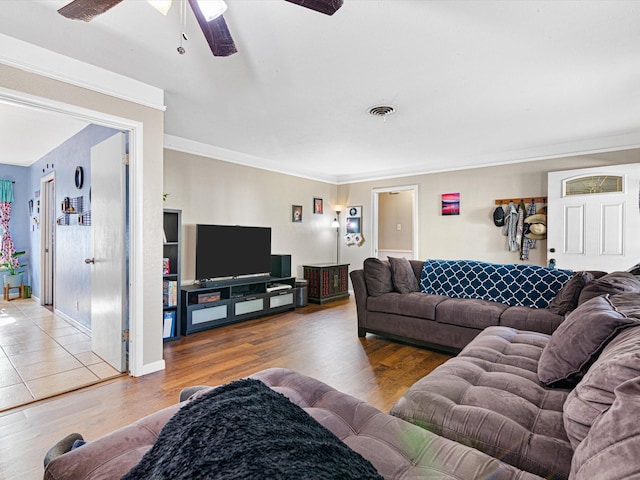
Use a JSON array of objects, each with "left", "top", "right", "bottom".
[
  {"left": 537, "top": 294, "right": 640, "bottom": 387},
  {"left": 563, "top": 321, "right": 640, "bottom": 449},
  {"left": 363, "top": 258, "right": 394, "bottom": 296},
  {"left": 388, "top": 256, "right": 419, "bottom": 294},
  {"left": 627, "top": 262, "right": 640, "bottom": 276},
  {"left": 569, "top": 376, "right": 640, "bottom": 480},
  {"left": 548, "top": 271, "right": 594, "bottom": 315},
  {"left": 577, "top": 271, "right": 640, "bottom": 305}
]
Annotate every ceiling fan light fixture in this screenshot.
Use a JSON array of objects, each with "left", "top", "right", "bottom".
[
  {"left": 197, "top": 0, "right": 227, "bottom": 21},
  {"left": 147, "top": 0, "right": 173, "bottom": 15}
]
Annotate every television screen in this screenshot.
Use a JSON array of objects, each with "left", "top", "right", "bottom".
[{"left": 195, "top": 225, "right": 272, "bottom": 281}]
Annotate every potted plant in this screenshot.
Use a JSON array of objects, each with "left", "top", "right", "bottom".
[{"left": 1, "top": 250, "right": 27, "bottom": 288}]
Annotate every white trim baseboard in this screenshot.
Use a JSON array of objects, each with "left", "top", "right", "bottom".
[
  {"left": 141, "top": 360, "right": 166, "bottom": 376},
  {"left": 54, "top": 309, "right": 91, "bottom": 336}
]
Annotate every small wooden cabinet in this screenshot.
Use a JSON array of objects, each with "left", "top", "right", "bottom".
[{"left": 303, "top": 263, "right": 350, "bottom": 304}]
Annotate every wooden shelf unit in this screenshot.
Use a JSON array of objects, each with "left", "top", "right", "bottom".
[{"left": 162, "top": 209, "right": 181, "bottom": 341}]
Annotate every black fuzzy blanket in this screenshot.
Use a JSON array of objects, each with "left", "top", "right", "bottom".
[{"left": 121, "top": 378, "right": 383, "bottom": 479}]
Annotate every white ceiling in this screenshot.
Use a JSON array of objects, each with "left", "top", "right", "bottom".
[
  {"left": 0, "top": 0, "right": 639, "bottom": 183},
  {"left": 0, "top": 101, "right": 89, "bottom": 167}
]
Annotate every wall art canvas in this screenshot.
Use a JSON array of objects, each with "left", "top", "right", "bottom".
[{"left": 442, "top": 193, "right": 460, "bottom": 216}]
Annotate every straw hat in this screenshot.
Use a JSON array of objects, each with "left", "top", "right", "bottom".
[{"left": 524, "top": 214, "right": 547, "bottom": 240}]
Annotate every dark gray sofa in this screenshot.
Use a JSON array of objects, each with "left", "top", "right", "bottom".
[
  {"left": 351, "top": 258, "right": 607, "bottom": 352},
  {"left": 44, "top": 273, "right": 640, "bottom": 480}
]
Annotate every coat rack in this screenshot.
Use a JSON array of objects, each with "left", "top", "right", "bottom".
[{"left": 494, "top": 196, "right": 546, "bottom": 205}]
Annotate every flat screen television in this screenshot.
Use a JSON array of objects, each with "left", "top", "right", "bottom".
[{"left": 195, "top": 224, "right": 272, "bottom": 282}]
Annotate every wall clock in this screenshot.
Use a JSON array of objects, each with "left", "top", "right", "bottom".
[{"left": 75, "top": 166, "right": 84, "bottom": 189}]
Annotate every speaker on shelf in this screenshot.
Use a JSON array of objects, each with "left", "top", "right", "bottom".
[{"left": 271, "top": 254, "right": 291, "bottom": 278}]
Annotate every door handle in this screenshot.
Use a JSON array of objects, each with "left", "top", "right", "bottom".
[{"left": 84, "top": 258, "right": 95, "bottom": 264}]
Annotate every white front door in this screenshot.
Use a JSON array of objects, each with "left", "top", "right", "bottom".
[
  {"left": 89, "top": 133, "right": 127, "bottom": 372},
  {"left": 547, "top": 163, "right": 640, "bottom": 271}
]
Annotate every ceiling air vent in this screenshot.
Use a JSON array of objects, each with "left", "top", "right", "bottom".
[{"left": 368, "top": 105, "right": 395, "bottom": 117}]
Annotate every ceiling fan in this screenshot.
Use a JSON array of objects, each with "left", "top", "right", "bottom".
[{"left": 57, "top": 0, "right": 344, "bottom": 57}]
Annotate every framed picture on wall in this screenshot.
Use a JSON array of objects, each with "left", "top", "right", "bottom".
[
  {"left": 346, "top": 205, "right": 362, "bottom": 233},
  {"left": 442, "top": 193, "right": 460, "bottom": 216},
  {"left": 313, "top": 198, "right": 323, "bottom": 214},
  {"left": 292, "top": 205, "right": 303, "bottom": 223}
]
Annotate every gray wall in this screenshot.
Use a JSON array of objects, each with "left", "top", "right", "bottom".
[
  {"left": 163, "top": 149, "right": 339, "bottom": 283},
  {"left": 337, "top": 149, "right": 640, "bottom": 275}
]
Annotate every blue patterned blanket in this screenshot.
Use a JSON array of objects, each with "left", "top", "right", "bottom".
[{"left": 420, "top": 259, "right": 573, "bottom": 309}]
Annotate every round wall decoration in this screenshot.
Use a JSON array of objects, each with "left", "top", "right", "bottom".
[{"left": 75, "top": 166, "right": 84, "bottom": 189}]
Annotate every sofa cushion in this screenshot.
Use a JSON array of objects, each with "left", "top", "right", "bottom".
[
  {"left": 391, "top": 327, "right": 572, "bottom": 480},
  {"left": 367, "top": 291, "right": 448, "bottom": 320},
  {"left": 569, "top": 376, "right": 640, "bottom": 480},
  {"left": 548, "top": 271, "right": 594, "bottom": 315},
  {"left": 420, "top": 259, "right": 572, "bottom": 308},
  {"left": 436, "top": 297, "right": 508, "bottom": 329},
  {"left": 537, "top": 294, "right": 640, "bottom": 387},
  {"left": 388, "top": 256, "right": 419, "bottom": 293},
  {"left": 363, "top": 258, "right": 394, "bottom": 296},
  {"left": 121, "top": 378, "right": 384, "bottom": 480},
  {"left": 577, "top": 271, "right": 640, "bottom": 305},
  {"left": 44, "top": 403, "right": 182, "bottom": 479},
  {"left": 254, "top": 368, "right": 544, "bottom": 480},
  {"left": 562, "top": 299, "right": 640, "bottom": 449},
  {"left": 499, "top": 306, "right": 564, "bottom": 335}
]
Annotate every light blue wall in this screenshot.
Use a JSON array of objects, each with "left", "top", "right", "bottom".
[
  {"left": 0, "top": 164, "right": 30, "bottom": 283},
  {"left": 28, "top": 124, "right": 120, "bottom": 328}
]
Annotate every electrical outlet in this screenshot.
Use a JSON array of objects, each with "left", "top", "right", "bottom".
[{"left": 397, "top": 223, "right": 402, "bottom": 231}]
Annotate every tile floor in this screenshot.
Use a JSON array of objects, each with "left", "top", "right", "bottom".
[{"left": 0, "top": 297, "right": 121, "bottom": 412}]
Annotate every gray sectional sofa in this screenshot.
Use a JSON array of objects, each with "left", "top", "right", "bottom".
[
  {"left": 351, "top": 257, "right": 610, "bottom": 352},
  {"left": 44, "top": 267, "right": 640, "bottom": 480}
]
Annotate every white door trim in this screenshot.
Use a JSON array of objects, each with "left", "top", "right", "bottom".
[
  {"left": 371, "top": 185, "right": 419, "bottom": 260},
  {"left": 0, "top": 86, "right": 148, "bottom": 377}
]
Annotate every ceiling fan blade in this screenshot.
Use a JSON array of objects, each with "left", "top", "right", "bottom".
[
  {"left": 284, "top": 0, "right": 343, "bottom": 16},
  {"left": 187, "top": 0, "right": 237, "bottom": 57},
  {"left": 57, "top": 0, "right": 124, "bottom": 22}
]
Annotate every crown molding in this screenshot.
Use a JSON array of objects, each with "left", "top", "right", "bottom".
[
  {"left": 0, "top": 33, "right": 165, "bottom": 111},
  {"left": 336, "top": 131, "right": 640, "bottom": 184},
  {"left": 164, "top": 134, "right": 339, "bottom": 185}
]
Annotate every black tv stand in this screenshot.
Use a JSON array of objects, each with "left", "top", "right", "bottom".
[{"left": 181, "top": 276, "right": 296, "bottom": 335}]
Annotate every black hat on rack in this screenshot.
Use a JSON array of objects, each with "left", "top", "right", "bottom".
[{"left": 493, "top": 205, "right": 505, "bottom": 227}]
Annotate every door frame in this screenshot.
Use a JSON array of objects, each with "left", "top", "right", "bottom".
[
  {"left": 371, "top": 185, "right": 419, "bottom": 260},
  {"left": 39, "top": 171, "right": 55, "bottom": 306},
  {"left": 0, "top": 86, "right": 146, "bottom": 377}
]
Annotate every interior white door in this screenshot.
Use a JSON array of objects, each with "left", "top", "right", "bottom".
[
  {"left": 42, "top": 176, "right": 55, "bottom": 305},
  {"left": 89, "top": 133, "right": 127, "bottom": 372},
  {"left": 547, "top": 163, "right": 640, "bottom": 271}
]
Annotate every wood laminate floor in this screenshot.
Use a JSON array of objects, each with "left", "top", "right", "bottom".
[{"left": 0, "top": 297, "right": 452, "bottom": 480}]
